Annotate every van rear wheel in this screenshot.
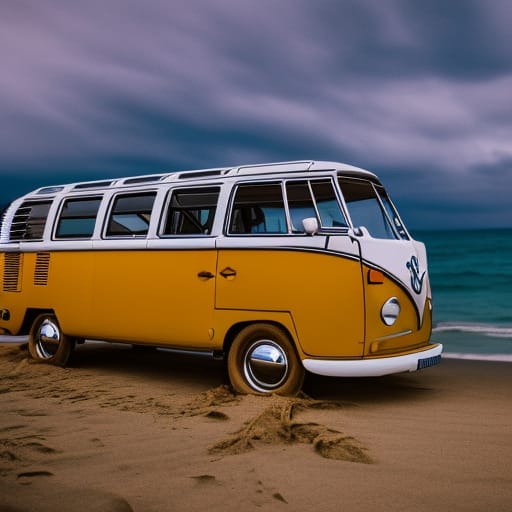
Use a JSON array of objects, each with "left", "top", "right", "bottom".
[
  {"left": 227, "top": 323, "right": 304, "bottom": 395},
  {"left": 28, "top": 314, "right": 74, "bottom": 367}
]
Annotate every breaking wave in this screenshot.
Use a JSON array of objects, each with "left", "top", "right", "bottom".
[{"left": 433, "top": 322, "right": 512, "bottom": 339}]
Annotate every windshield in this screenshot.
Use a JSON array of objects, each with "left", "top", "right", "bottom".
[
  {"left": 338, "top": 178, "right": 408, "bottom": 240},
  {"left": 375, "top": 186, "right": 409, "bottom": 240}
]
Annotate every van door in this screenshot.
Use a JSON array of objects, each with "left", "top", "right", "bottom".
[
  {"left": 91, "top": 187, "right": 219, "bottom": 347},
  {"left": 144, "top": 186, "right": 220, "bottom": 347},
  {"left": 338, "top": 178, "right": 430, "bottom": 352},
  {"left": 216, "top": 179, "right": 365, "bottom": 358}
]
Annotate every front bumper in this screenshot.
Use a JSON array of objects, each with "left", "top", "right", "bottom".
[{"left": 302, "top": 343, "right": 443, "bottom": 377}]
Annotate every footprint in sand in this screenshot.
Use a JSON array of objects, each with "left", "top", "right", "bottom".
[
  {"left": 190, "top": 474, "right": 219, "bottom": 486},
  {"left": 17, "top": 470, "right": 54, "bottom": 485},
  {"left": 17, "top": 470, "right": 54, "bottom": 478},
  {"left": 204, "top": 410, "right": 229, "bottom": 420}
]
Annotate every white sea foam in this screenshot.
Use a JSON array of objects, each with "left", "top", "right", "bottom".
[
  {"left": 433, "top": 323, "right": 512, "bottom": 338},
  {"left": 443, "top": 352, "right": 512, "bottom": 362}
]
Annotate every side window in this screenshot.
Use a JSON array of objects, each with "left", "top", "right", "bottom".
[
  {"left": 338, "top": 178, "right": 396, "bottom": 239},
  {"left": 285, "top": 179, "right": 347, "bottom": 232},
  {"left": 286, "top": 181, "right": 317, "bottom": 232},
  {"left": 9, "top": 201, "right": 52, "bottom": 241},
  {"left": 55, "top": 197, "right": 102, "bottom": 239},
  {"left": 310, "top": 180, "right": 347, "bottom": 228},
  {"left": 106, "top": 192, "right": 156, "bottom": 237},
  {"left": 229, "top": 183, "right": 287, "bottom": 234},
  {"left": 162, "top": 187, "right": 219, "bottom": 235}
]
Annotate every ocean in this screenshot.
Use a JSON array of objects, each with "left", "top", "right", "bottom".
[
  {"left": 1, "top": 228, "right": 511, "bottom": 362},
  {"left": 414, "top": 228, "right": 512, "bottom": 361}
]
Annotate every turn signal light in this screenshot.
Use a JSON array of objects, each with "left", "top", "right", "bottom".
[{"left": 367, "top": 269, "right": 384, "bottom": 284}]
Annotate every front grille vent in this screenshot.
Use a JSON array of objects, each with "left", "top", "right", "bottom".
[
  {"left": 2, "top": 253, "right": 22, "bottom": 292},
  {"left": 34, "top": 252, "right": 50, "bottom": 286}
]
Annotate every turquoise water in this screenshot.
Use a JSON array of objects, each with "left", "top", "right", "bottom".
[{"left": 414, "top": 228, "right": 512, "bottom": 360}]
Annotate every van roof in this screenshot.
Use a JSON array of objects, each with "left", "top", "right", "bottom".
[{"left": 22, "top": 160, "right": 381, "bottom": 198}]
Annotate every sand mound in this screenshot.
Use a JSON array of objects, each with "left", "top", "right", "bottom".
[
  {"left": 210, "top": 396, "right": 372, "bottom": 463},
  {"left": 178, "top": 385, "right": 240, "bottom": 419}
]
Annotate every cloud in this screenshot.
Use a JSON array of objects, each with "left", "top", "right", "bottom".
[{"left": 0, "top": 0, "right": 511, "bottom": 227}]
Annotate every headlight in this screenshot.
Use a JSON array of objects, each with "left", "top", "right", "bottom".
[{"left": 381, "top": 297, "right": 400, "bottom": 326}]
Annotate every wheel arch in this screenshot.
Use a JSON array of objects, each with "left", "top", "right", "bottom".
[
  {"left": 222, "top": 319, "right": 300, "bottom": 359},
  {"left": 19, "top": 308, "right": 55, "bottom": 335}
]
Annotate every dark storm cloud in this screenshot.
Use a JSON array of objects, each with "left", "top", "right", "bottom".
[{"left": 1, "top": 0, "right": 512, "bottom": 228}]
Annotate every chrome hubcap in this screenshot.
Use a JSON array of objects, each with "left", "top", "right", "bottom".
[
  {"left": 243, "top": 340, "right": 288, "bottom": 392},
  {"left": 35, "top": 318, "right": 61, "bottom": 359}
]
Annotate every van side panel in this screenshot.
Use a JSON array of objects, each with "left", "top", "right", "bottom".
[
  {"left": 88, "top": 249, "right": 217, "bottom": 346},
  {"left": 0, "top": 250, "right": 95, "bottom": 335},
  {"left": 1, "top": 251, "right": 27, "bottom": 334},
  {"left": 216, "top": 248, "right": 365, "bottom": 357},
  {"left": 43, "top": 251, "right": 95, "bottom": 335}
]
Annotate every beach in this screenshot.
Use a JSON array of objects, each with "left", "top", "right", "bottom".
[{"left": 0, "top": 341, "right": 511, "bottom": 512}]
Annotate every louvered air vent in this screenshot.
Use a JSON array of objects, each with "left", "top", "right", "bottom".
[
  {"left": 9, "top": 201, "right": 52, "bottom": 241},
  {"left": 9, "top": 205, "right": 31, "bottom": 241},
  {"left": 34, "top": 252, "right": 50, "bottom": 286},
  {"left": 2, "top": 253, "right": 22, "bottom": 292}
]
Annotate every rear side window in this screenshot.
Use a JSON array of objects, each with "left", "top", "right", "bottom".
[
  {"left": 162, "top": 187, "right": 219, "bottom": 235},
  {"left": 55, "top": 197, "right": 102, "bottom": 239},
  {"left": 229, "top": 183, "right": 287, "bottom": 234},
  {"left": 106, "top": 192, "right": 156, "bottom": 237},
  {"left": 9, "top": 201, "right": 52, "bottom": 241}
]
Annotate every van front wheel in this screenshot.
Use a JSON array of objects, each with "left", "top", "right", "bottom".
[
  {"left": 227, "top": 324, "right": 304, "bottom": 395},
  {"left": 28, "top": 314, "right": 75, "bottom": 367}
]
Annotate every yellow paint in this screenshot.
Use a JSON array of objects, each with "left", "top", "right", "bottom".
[
  {"left": 89, "top": 250, "right": 216, "bottom": 346},
  {"left": 0, "top": 247, "right": 432, "bottom": 359},
  {"left": 363, "top": 264, "right": 432, "bottom": 356},
  {"left": 216, "top": 249, "right": 365, "bottom": 357}
]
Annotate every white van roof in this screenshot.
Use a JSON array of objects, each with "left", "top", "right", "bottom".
[{"left": 21, "top": 160, "right": 381, "bottom": 198}]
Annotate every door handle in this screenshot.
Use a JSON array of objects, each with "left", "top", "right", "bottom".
[
  {"left": 219, "top": 267, "right": 237, "bottom": 278},
  {"left": 197, "top": 271, "right": 215, "bottom": 279}
]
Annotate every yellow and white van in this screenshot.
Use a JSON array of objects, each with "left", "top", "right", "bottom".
[{"left": 0, "top": 160, "right": 442, "bottom": 394}]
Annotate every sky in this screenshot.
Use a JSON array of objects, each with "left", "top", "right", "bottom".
[{"left": 1, "top": 0, "right": 512, "bottom": 230}]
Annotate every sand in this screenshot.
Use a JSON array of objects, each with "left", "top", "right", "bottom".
[{"left": 0, "top": 341, "right": 511, "bottom": 512}]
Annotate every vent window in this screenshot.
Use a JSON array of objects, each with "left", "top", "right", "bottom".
[
  {"left": 9, "top": 201, "right": 52, "bottom": 241},
  {"left": 123, "top": 175, "right": 164, "bottom": 185},
  {"left": 74, "top": 181, "right": 112, "bottom": 190}
]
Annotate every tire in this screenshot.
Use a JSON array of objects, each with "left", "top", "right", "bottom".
[
  {"left": 227, "top": 323, "right": 305, "bottom": 395},
  {"left": 28, "top": 314, "right": 75, "bottom": 367}
]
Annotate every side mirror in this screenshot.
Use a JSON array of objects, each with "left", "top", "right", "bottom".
[
  {"left": 302, "top": 217, "right": 319, "bottom": 235},
  {"left": 352, "top": 226, "right": 370, "bottom": 237}
]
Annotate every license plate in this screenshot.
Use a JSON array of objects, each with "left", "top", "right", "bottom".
[{"left": 417, "top": 354, "right": 441, "bottom": 370}]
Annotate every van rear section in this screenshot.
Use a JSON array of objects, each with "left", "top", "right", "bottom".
[{"left": 0, "top": 160, "right": 441, "bottom": 395}]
